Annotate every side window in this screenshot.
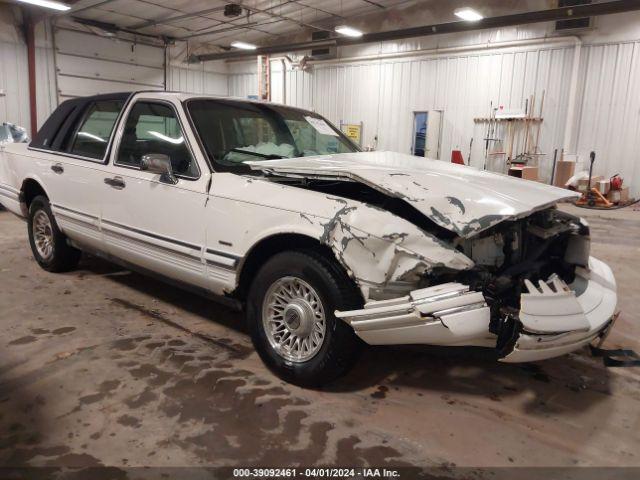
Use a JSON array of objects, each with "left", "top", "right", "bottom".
[
  {"left": 116, "top": 102, "right": 198, "bottom": 178},
  {"left": 69, "top": 100, "right": 123, "bottom": 159}
]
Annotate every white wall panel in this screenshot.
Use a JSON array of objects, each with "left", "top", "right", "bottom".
[
  {"left": 167, "top": 66, "right": 228, "bottom": 96},
  {"left": 228, "top": 73, "right": 258, "bottom": 98},
  {"left": 54, "top": 28, "right": 165, "bottom": 100},
  {"left": 573, "top": 41, "right": 640, "bottom": 193},
  {"left": 0, "top": 20, "right": 58, "bottom": 134},
  {"left": 224, "top": 15, "right": 640, "bottom": 195},
  {"left": 0, "top": 35, "right": 30, "bottom": 132},
  {"left": 296, "top": 45, "right": 574, "bottom": 183},
  {"left": 35, "top": 22, "right": 57, "bottom": 130}
]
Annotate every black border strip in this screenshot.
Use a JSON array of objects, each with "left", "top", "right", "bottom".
[
  {"left": 101, "top": 218, "right": 201, "bottom": 251},
  {"left": 205, "top": 248, "right": 241, "bottom": 260},
  {"left": 104, "top": 227, "right": 236, "bottom": 272},
  {"left": 206, "top": 259, "right": 237, "bottom": 272},
  {"left": 53, "top": 205, "right": 240, "bottom": 271},
  {"left": 104, "top": 229, "right": 202, "bottom": 264}
]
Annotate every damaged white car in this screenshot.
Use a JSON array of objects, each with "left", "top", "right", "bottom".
[{"left": 0, "top": 92, "right": 617, "bottom": 386}]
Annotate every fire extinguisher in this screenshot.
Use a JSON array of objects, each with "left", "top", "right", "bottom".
[{"left": 610, "top": 174, "right": 623, "bottom": 191}]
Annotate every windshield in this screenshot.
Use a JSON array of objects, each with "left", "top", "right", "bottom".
[{"left": 187, "top": 99, "right": 359, "bottom": 172}]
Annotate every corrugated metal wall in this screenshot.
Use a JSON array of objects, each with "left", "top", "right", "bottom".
[
  {"left": 54, "top": 29, "right": 165, "bottom": 100},
  {"left": 572, "top": 41, "right": 640, "bottom": 193},
  {"left": 36, "top": 21, "right": 58, "bottom": 130},
  {"left": 166, "top": 65, "right": 228, "bottom": 96},
  {"left": 0, "top": 33, "right": 30, "bottom": 133},
  {"left": 229, "top": 37, "right": 640, "bottom": 194},
  {"left": 273, "top": 45, "right": 574, "bottom": 183},
  {"left": 228, "top": 72, "right": 258, "bottom": 98},
  {"left": 2, "top": 15, "right": 640, "bottom": 194}
]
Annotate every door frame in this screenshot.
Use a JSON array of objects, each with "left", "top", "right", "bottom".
[{"left": 411, "top": 110, "right": 444, "bottom": 159}]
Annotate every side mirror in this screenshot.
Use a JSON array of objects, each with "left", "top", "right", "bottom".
[{"left": 141, "top": 154, "right": 177, "bottom": 185}]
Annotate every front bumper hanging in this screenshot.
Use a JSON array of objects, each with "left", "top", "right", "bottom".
[{"left": 336, "top": 256, "right": 618, "bottom": 362}]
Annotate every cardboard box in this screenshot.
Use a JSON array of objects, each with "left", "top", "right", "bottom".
[
  {"left": 607, "top": 186, "right": 630, "bottom": 204},
  {"left": 578, "top": 175, "right": 603, "bottom": 192},
  {"left": 597, "top": 179, "right": 611, "bottom": 195},
  {"left": 553, "top": 160, "right": 575, "bottom": 188},
  {"left": 509, "top": 165, "right": 538, "bottom": 181}
]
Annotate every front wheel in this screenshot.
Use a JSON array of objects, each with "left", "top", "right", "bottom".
[
  {"left": 28, "top": 195, "right": 81, "bottom": 272},
  {"left": 246, "top": 250, "right": 363, "bottom": 387}
]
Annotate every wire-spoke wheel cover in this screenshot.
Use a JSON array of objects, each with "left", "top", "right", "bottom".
[
  {"left": 262, "top": 276, "right": 327, "bottom": 363},
  {"left": 33, "top": 210, "right": 54, "bottom": 261}
]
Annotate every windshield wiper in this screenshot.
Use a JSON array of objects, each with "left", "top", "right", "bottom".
[{"left": 230, "top": 148, "right": 285, "bottom": 160}]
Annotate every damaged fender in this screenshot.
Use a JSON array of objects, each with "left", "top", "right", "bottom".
[{"left": 313, "top": 197, "right": 474, "bottom": 299}]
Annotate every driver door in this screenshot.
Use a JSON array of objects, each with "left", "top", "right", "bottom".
[{"left": 100, "top": 98, "right": 211, "bottom": 289}]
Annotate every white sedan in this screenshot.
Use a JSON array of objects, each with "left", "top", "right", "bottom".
[{"left": 0, "top": 91, "right": 617, "bottom": 386}]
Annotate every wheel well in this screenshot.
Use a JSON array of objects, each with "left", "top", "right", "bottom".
[
  {"left": 21, "top": 179, "right": 47, "bottom": 209},
  {"left": 233, "top": 233, "right": 347, "bottom": 300}
]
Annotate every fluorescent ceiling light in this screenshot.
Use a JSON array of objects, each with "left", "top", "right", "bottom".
[
  {"left": 454, "top": 7, "right": 483, "bottom": 22},
  {"left": 334, "top": 25, "right": 363, "bottom": 38},
  {"left": 231, "top": 41, "right": 257, "bottom": 50},
  {"left": 15, "top": 0, "right": 71, "bottom": 11}
]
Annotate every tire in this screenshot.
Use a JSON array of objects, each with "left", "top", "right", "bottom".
[
  {"left": 28, "top": 195, "right": 81, "bottom": 272},
  {"left": 246, "top": 250, "right": 363, "bottom": 387}
]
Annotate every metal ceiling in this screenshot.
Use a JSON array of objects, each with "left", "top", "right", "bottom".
[
  {"left": 65, "top": 0, "right": 411, "bottom": 45},
  {"left": 193, "top": 0, "right": 640, "bottom": 61}
]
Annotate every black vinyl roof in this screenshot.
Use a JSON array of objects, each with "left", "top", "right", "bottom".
[{"left": 31, "top": 92, "right": 133, "bottom": 150}]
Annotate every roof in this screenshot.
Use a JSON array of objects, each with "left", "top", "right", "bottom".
[
  {"left": 30, "top": 92, "right": 133, "bottom": 150},
  {"left": 31, "top": 90, "right": 319, "bottom": 148},
  {"left": 57, "top": 90, "right": 316, "bottom": 113}
]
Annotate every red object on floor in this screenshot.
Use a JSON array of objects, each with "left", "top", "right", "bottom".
[
  {"left": 610, "top": 174, "right": 623, "bottom": 190},
  {"left": 451, "top": 150, "right": 465, "bottom": 165}
]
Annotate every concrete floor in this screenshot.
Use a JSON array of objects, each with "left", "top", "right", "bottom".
[{"left": 1, "top": 204, "right": 639, "bottom": 473}]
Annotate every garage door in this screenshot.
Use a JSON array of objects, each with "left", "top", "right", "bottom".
[{"left": 54, "top": 28, "right": 165, "bottom": 101}]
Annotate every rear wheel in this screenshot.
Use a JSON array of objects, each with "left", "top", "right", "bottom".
[
  {"left": 28, "top": 196, "right": 81, "bottom": 272},
  {"left": 246, "top": 250, "right": 363, "bottom": 387}
]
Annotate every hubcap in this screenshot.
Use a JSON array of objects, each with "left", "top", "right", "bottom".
[
  {"left": 262, "top": 276, "right": 326, "bottom": 363},
  {"left": 33, "top": 210, "right": 54, "bottom": 261}
]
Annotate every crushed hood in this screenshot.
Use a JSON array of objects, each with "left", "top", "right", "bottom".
[{"left": 247, "top": 151, "right": 580, "bottom": 238}]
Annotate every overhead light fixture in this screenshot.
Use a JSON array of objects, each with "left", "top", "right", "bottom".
[
  {"left": 231, "top": 41, "right": 257, "bottom": 50},
  {"left": 14, "top": 0, "right": 71, "bottom": 11},
  {"left": 454, "top": 7, "right": 483, "bottom": 22},
  {"left": 334, "top": 25, "right": 363, "bottom": 38}
]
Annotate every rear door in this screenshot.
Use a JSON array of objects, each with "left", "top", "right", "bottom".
[
  {"left": 30, "top": 97, "right": 125, "bottom": 252},
  {"left": 100, "top": 97, "right": 211, "bottom": 289}
]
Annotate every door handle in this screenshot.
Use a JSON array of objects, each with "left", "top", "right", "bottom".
[
  {"left": 51, "top": 163, "right": 64, "bottom": 174},
  {"left": 104, "top": 176, "right": 126, "bottom": 190}
]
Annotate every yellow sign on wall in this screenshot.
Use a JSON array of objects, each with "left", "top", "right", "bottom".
[{"left": 340, "top": 122, "right": 362, "bottom": 146}]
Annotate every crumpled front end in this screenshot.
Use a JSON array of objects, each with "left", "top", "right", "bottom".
[
  {"left": 335, "top": 282, "right": 491, "bottom": 346},
  {"left": 336, "top": 256, "right": 617, "bottom": 362},
  {"left": 500, "top": 256, "right": 617, "bottom": 362}
]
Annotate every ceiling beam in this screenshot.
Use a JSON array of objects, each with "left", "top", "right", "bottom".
[
  {"left": 69, "top": 0, "right": 118, "bottom": 15},
  {"left": 360, "top": 0, "right": 386, "bottom": 9},
  {"left": 290, "top": 0, "right": 345, "bottom": 20},
  {"left": 237, "top": 1, "right": 333, "bottom": 33},
  {"left": 193, "top": 0, "right": 640, "bottom": 62},
  {"left": 127, "top": 4, "right": 227, "bottom": 30},
  {"left": 124, "top": 1, "right": 329, "bottom": 42}
]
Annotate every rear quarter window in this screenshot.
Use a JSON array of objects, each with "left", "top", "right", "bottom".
[{"left": 68, "top": 100, "right": 124, "bottom": 160}]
